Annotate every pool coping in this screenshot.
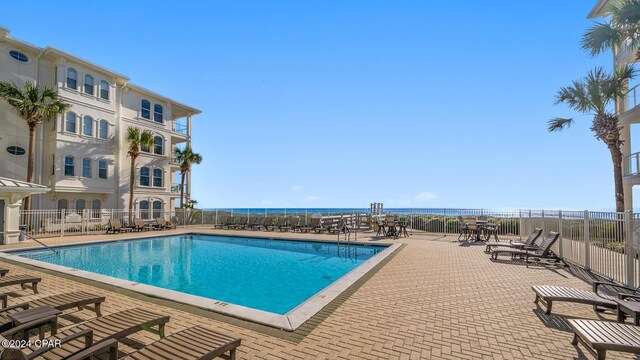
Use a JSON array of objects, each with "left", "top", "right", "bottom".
[{"left": 0, "top": 232, "right": 401, "bottom": 331}]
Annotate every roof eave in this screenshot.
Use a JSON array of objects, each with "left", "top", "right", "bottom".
[{"left": 588, "top": 0, "right": 611, "bottom": 19}]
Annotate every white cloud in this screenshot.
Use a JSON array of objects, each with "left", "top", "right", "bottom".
[
  {"left": 415, "top": 192, "right": 438, "bottom": 202},
  {"left": 301, "top": 195, "right": 320, "bottom": 202},
  {"left": 291, "top": 185, "right": 303, "bottom": 192},
  {"left": 261, "top": 199, "right": 274, "bottom": 205}
]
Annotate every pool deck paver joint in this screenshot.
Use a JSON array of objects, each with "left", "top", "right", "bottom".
[{"left": 0, "top": 227, "right": 631, "bottom": 359}]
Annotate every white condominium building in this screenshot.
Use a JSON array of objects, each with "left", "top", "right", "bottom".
[{"left": 0, "top": 27, "right": 200, "bottom": 216}]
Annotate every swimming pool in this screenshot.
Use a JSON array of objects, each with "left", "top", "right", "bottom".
[{"left": 7, "top": 234, "right": 398, "bottom": 330}]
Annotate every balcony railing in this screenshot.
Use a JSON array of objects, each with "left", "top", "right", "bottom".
[
  {"left": 171, "top": 183, "right": 185, "bottom": 194},
  {"left": 626, "top": 84, "right": 640, "bottom": 112},
  {"left": 172, "top": 122, "right": 188, "bottom": 136},
  {"left": 625, "top": 152, "right": 640, "bottom": 176}
]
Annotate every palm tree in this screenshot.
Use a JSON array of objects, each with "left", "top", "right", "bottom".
[
  {"left": 174, "top": 146, "right": 202, "bottom": 208},
  {"left": 582, "top": 0, "right": 640, "bottom": 58},
  {"left": 0, "top": 81, "right": 70, "bottom": 212},
  {"left": 548, "top": 65, "right": 636, "bottom": 212},
  {"left": 126, "top": 126, "right": 154, "bottom": 222}
]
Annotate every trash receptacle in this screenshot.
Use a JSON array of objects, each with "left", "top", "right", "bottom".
[{"left": 18, "top": 225, "right": 26, "bottom": 242}]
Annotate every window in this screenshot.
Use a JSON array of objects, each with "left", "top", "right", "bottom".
[
  {"left": 84, "top": 74, "right": 94, "bottom": 95},
  {"left": 76, "top": 199, "right": 86, "bottom": 211},
  {"left": 82, "top": 158, "right": 92, "bottom": 178},
  {"left": 57, "top": 199, "right": 68, "bottom": 210},
  {"left": 64, "top": 156, "right": 75, "bottom": 176},
  {"left": 99, "top": 80, "right": 109, "bottom": 100},
  {"left": 9, "top": 50, "right": 28, "bottom": 62},
  {"left": 140, "top": 200, "right": 150, "bottom": 219},
  {"left": 98, "top": 120, "right": 108, "bottom": 139},
  {"left": 152, "top": 201, "right": 162, "bottom": 219},
  {"left": 66, "top": 68, "right": 77, "bottom": 89},
  {"left": 140, "top": 167, "right": 150, "bottom": 186},
  {"left": 6, "top": 146, "right": 25, "bottom": 156},
  {"left": 153, "top": 168, "right": 163, "bottom": 187},
  {"left": 141, "top": 100, "right": 150, "bottom": 119},
  {"left": 91, "top": 199, "right": 101, "bottom": 218},
  {"left": 153, "top": 136, "right": 163, "bottom": 155},
  {"left": 65, "top": 112, "right": 77, "bottom": 133},
  {"left": 82, "top": 116, "right": 93, "bottom": 136},
  {"left": 98, "top": 160, "right": 107, "bottom": 179},
  {"left": 153, "top": 104, "right": 163, "bottom": 123}
]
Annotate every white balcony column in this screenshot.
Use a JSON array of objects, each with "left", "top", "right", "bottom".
[
  {"left": 621, "top": 123, "right": 633, "bottom": 211},
  {"left": 186, "top": 115, "right": 192, "bottom": 147}
]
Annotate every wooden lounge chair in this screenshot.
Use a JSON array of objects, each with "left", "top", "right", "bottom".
[
  {"left": 532, "top": 281, "right": 640, "bottom": 315},
  {"left": 134, "top": 218, "right": 155, "bottom": 231},
  {"left": 256, "top": 216, "right": 273, "bottom": 231},
  {"left": 268, "top": 218, "right": 285, "bottom": 232},
  {"left": 231, "top": 216, "right": 248, "bottom": 230},
  {"left": 328, "top": 218, "right": 350, "bottom": 235},
  {"left": 485, "top": 228, "right": 543, "bottom": 253},
  {"left": 65, "top": 325, "right": 242, "bottom": 360},
  {"left": 289, "top": 216, "right": 301, "bottom": 232},
  {"left": 245, "top": 217, "right": 259, "bottom": 230},
  {"left": 567, "top": 318, "right": 640, "bottom": 360},
  {"left": 278, "top": 217, "right": 294, "bottom": 232},
  {"left": 299, "top": 217, "right": 320, "bottom": 233},
  {"left": 105, "top": 219, "right": 132, "bottom": 234},
  {"left": 212, "top": 216, "right": 228, "bottom": 229},
  {"left": 1, "top": 307, "right": 169, "bottom": 359},
  {"left": 0, "top": 291, "right": 105, "bottom": 332},
  {"left": 0, "top": 275, "right": 41, "bottom": 294},
  {"left": 490, "top": 231, "right": 560, "bottom": 267},
  {"left": 154, "top": 218, "right": 175, "bottom": 230}
]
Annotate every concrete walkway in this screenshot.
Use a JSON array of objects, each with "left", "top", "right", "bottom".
[{"left": 0, "top": 229, "right": 630, "bottom": 359}]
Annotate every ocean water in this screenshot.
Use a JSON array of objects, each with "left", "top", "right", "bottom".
[{"left": 13, "top": 234, "right": 385, "bottom": 314}]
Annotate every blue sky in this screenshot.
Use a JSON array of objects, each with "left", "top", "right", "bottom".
[{"left": 2, "top": 1, "right": 630, "bottom": 210}]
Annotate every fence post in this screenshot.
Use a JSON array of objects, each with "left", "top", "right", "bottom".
[
  {"left": 584, "top": 210, "right": 590, "bottom": 270},
  {"left": 626, "top": 211, "right": 634, "bottom": 287},
  {"left": 558, "top": 210, "right": 563, "bottom": 259},
  {"left": 60, "top": 209, "right": 65, "bottom": 238}
]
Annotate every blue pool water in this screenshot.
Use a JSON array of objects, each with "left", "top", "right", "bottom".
[{"left": 13, "top": 234, "right": 385, "bottom": 314}]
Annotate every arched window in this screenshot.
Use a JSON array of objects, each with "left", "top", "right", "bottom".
[
  {"left": 140, "top": 167, "right": 150, "bottom": 186},
  {"left": 99, "top": 80, "right": 109, "bottom": 100},
  {"left": 153, "top": 136, "right": 163, "bottom": 155},
  {"left": 140, "top": 200, "right": 150, "bottom": 219},
  {"left": 153, "top": 104, "right": 163, "bottom": 123},
  {"left": 141, "top": 99, "right": 151, "bottom": 119},
  {"left": 57, "top": 199, "right": 68, "bottom": 210},
  {"left": 153, "top": 168, "right": 163, "bottom": 187},
  {"left": 64, "top": 156, "right": 75, "bottom": 176},
  {"left": 91, "top": 199, "right": 101, "bottom": 218},
  {"left": 82, "top": 158, "right": 92, "bottom": 178},
  {"left": 152, "top": 200, "right": 162, "bottom": 219},
  {"left": 98, "top": 160, "right": 108, "bottom": 179},
  {"left": 76, "top": 199, "right": 86, "bottom": 211},
  {"left": 65, "top": 112, "right": 77, "bottom": 133},
  {"left": 84, "top": 74, "right": 94, "bottom": 95},
  {"left": 82, "top": 115, "right": 93, "bottom": 136},
  {"left": 98, "top": 120, "right": 108, "bottom": 139},
  {"left": 66, "top": 68, "right": 77, "bottom": 89}
]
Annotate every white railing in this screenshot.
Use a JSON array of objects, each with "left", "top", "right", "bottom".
[
  {"left": 625, "top": 152, "right": 640, "bottom": 176},
  {"left": 171, "top": 122, "right": 188, "bottom": 136},
  {"left": 626, "top": 83, "right": 640, "bottom": 112},
  {"left": 18, "top": 207, "right": 640, "bottom": 288}
]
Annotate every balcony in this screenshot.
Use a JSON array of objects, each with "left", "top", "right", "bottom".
[
  {"left": 620, "top": 84, "right": 640, "bottom": 124},
  {"left": 623, "top": 152, "right": 640, "bottom": 185},
  {"left": 172, "top": 121, "right": 188, "bottom": 136},
  {"left": 171, "top": 182, "right": 186, "bottom": 195}
]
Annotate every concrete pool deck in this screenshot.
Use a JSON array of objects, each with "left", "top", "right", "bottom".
[{"left": 0, "top": 228, "right": 632, "bottom": 359}]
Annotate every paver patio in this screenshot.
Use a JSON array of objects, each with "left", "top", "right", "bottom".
[{"left": 0, "top": 229, "right": 633, "bottom": 359}]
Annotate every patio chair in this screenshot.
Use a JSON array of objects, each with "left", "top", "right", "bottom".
[
  {"left": 212, "top": 216, "right": 228, "bottom": 229},
  {"left": 134, "top": 218, "right": 155, "bottom": 231},
  {"left": 245, "top": 216, "right": 259, "bottom": 230},
  {"left": 0, "top": 291, "right": 105, "bottom": 332},
  {"left": 317, "top": 218, "right": 333, "bottom": 233},
  {"left": 456, "top": 216, "right": 469, "bottom": 240},
  {"left": 63, "top": 325, "right": 241, "bottom": 360},
  {"left": 154, "top": 218, "right": 175, "bottom": 230},
  {"left": 0, "top": 307, "right": 169, "bottom": 359},
  {"left": 490, "top": 231, "right": 560, "bottom": 267},
  {"left": 385, "top": 214, "right": 397, "bottom": 238},
  {"left": 257, "top": 216, "right": 273, "bottom": 231},
  {"left": 485, "top": 228, "right": 543, "bottom": 253},
  {"left": 299, "top": 217, "right": 321, "bottom": 233},
  {"left": 222, "top": 216, "right": 235, "bottom": 229},
  {"left": 231, "top": 216, "right": 248, "bottom": 230},
  {"left": 329, "top": 218, "right": 350, "bottom": 235},
  {"left": 105, "top": 218, "right": 132, "bottom": 234},
  {"left": 0, "top": 275, "right": 41, "bottom": 294},
  {"left": 567, "top": 318, "right": 640, "bottom": 360},
  {"left": 532, "top": 281, "right": 640, "bottom": 315},
  {"left": 268, "top": 217, "right": 286, "bottom": 231},
  {"left": 288, "top": 216, "right": 301, "bottom": 232},
  {"left": 464, "top": 218, "right": 479, "bottom": 241},
  {"left": 375, "top": 218, "right": 386, "bottom": 236}
]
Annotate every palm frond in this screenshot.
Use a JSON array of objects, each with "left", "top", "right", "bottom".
[
  {"left": 547, "top": 118, "right": 574, "bottom": 132},
  {"left": 582, "top": 22, "right": 621, "bottom": 56}
]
